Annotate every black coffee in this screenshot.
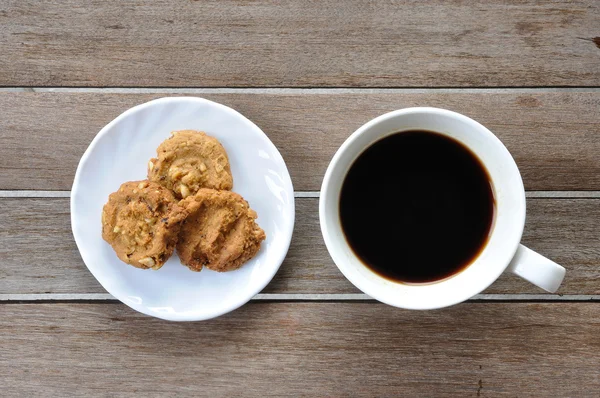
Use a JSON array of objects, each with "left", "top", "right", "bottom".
[{"left": 339, "top": 130, "right": 495, "bottom": 283}]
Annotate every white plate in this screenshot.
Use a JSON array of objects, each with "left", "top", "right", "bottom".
[{"left": 71, "top": 97, "right": 295, "bottom": 321}]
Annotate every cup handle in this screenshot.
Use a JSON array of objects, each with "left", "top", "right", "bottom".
[{"left": 507, "top": 244, "right": 566, "bottom": 293}]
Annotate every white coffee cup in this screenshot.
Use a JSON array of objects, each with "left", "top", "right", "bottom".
[{"left": 319, "top": 107, "right": 566, "bottom": 310}]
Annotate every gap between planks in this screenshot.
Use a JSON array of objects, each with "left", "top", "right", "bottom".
[
  {"left": 1, "top": 191, "right": 600, "bottom": 199},
  {"left": 1, "top": 87, "right": 600, "bottom": 94},
  {"left": 0, "top": 293, "right": 599, "bottom": 302}
]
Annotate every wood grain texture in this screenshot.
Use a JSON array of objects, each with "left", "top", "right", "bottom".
[
  {"left": 0, "top": 0, "right": 599, "bottom": 87},
  {"left": 1, "top": 198, "right": 599, "bottom": 295},
  {"left": 1, "top": 302, "right": 599, "bottom": 397},
  {"left": 1, "top": 91, "right": 600, "bottom": 191}
]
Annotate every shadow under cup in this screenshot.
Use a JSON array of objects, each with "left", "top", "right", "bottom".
[{"left": 320, "top": 108, "right": 526, "bottom": 310}]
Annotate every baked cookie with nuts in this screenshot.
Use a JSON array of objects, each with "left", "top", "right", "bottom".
[
  {"left": 177, "top": 188, "right": 266, "bottom": 272},
  {"left": 147, "top": 130, "right": 233, "bottom": 199},
  {"left": 102, "top": 180, "right": 186, "bottom": 270}
]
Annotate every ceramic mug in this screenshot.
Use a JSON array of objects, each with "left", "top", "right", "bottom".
[{"left": 319, "top": 107, "right": 566, "bottom": 310}]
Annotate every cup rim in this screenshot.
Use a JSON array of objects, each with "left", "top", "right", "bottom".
[{"left": 319, "top": 107, "right": 526, "bottom": 309}]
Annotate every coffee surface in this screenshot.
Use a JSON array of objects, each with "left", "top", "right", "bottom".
[{"left": 339, "top": 130, "right": 495, "bottom": 283}]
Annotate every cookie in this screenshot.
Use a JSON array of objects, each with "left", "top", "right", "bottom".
[
  {"left": 177, "top": 188, "right": 266, "bottom": 272},
  {"left": 148, "top": 130, "right": 233, "bottom": 199},
  {"left": 102, "top": 180, "right": 186, "bottom": 270}
]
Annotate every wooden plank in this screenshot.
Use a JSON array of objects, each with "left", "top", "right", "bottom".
[
  {"left": 0, "top": 302, "right": 599, "bottom": 396},
  {"left": 1, "top": 92, "right": 600, "bottom": 191},
  {"left": 1, "top": 198, "right": 598, "bottom": 295},
  {"left": 0, "top": 1, "right": 598, "bottom": 87}
]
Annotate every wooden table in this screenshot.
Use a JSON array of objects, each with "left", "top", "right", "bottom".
[{"left": 1, "top": 1, "right": 599, "bottom": 396}]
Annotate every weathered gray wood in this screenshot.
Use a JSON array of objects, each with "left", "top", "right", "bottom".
[
  {"left": 1, "top": 198, "right": 598, "bottom": 295},
  {"left": 1, "top": 92, "right": 600, "bottom": 191},
  {"left": 0, "top": 1, "right": 598, "bottom": 87},
  {"left": 0, "top": 302, "right": 599, "bottom": 397}
]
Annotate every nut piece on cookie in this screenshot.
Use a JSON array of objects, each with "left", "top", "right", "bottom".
[
  {"left": 102, "top": 180, "right": 187, "bottom": 270},
  {"left": 147, "top": 130, "right": 233, "bottom": 199},
  {"left": 177, "top": 188, "right": 266, "bottom": 272}
]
